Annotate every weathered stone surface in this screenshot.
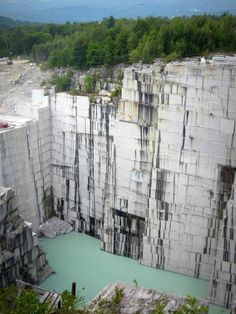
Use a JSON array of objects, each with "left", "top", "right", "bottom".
[
  {"left": 0, "top": 89, "right": 52, "bottom": 230},
  {"left": 0, "top": 186, "right": 51, "bottom": 288},
  {"left": 87, "top": 281, "right": 208, "bottom": 313},
  {"left": 47, "top": 57, "right": 236, "bottom": 308},
  {"left": 0, "top": 56, "right": 236, "bottom": 309},
  {"left": 39, "top": 217, "right": 73, "bottom": 238}
]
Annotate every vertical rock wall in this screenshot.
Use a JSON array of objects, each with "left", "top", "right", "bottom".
[
  {"left": 50, "top": 93, "right": 117, "bottom": 237},
  {"left": 0, "top": 58, "right": 236, "bottom": 308},
  {"left": 116, "top": 59, "right": 236, "bottom": 307},
  {"left": 0, "top": 186, "right": 50, "bottom": 287},
  {"left": 0, "top": 90, "right": 52, "bottom": 229},
  {"left": 209, "top": 171, "right": 236, "bottom": 307},
  {"left": 35, "top": 58, "right": 236, "bottom": 308}
]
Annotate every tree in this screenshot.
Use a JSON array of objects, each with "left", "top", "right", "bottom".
[
  {"left": 14, "top": 291, "right": 50, "bottom": 314},
  {"left": 114, "top": 31, "right": 129, "bottom": 63},
  {"left": 71, "top": 36, "right": 88, "bottom": 68},
  {"left": 86, "top": 42, "right": 101, "bottom": 66},
  {"left": 102, "top": 16, "right": 115, "bottom": 29},
  {"left": 0, "top": 14, "right": 236, "bottom": 66},
  {"left": 102, "top": 36, "right": 115, "bottom": 65}
]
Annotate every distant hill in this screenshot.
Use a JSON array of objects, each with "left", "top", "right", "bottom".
[
  {"left": 0, "top": 16, "right": 29, "bottom": 29},
  {"left": 0, "top": 0, "right": 235, "bottom": 23}
]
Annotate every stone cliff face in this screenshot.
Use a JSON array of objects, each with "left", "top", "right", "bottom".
[
  {"left": 0, "top": 56, "right": 235, "bottom": 308},
  {"left": 0, "top": 187, "right": 50, "bottom": 287},
  {"left": 0, "top": 99, "right": 52, "bottom": 230}
]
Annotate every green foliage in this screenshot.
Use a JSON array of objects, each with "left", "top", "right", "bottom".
[
  {"left": 174, "top": 296, "right": 208, "bottom": 314},
  {"left": 111, "top": 84, "right": 122, "bottom": 97},
  {"left": 102, "top": 16, "right": 115, "bottom": 29},
  {"left": 164, "top": 52, "right": 181, "bottom": 63},
  {"left": 14, "top": 291, "right": 50, "bottom": 314},
  {"left": 0, "top": 286, "right": 208, "bottom": 314},
  {"left": 0, "top": 16, "right": 29, "bottom": 29},
  {"left": 112, "top": 287, "right": 124, "bottom": 305},
  {"left": 0, "top": 14, "right": 235, "bottom": 66},
  {"left": 96, "top": 287, "right": 124, "bottom": 314},
  {"left": 0, "top": 286, "right": 86, "bottom": 314},
  {"left": 51, "top": 70, "right": 72, "bottom": 92},
  {"left": 55, "top": 290, "right": 85, "bottom": 314},
  {"left": 84, "top": 74, "right": 96, "bottom": 93},
  {"left": 154, "top": 299, "right": 167, "bottom": 314},
  {"left": 149, "top": 295, "right": 207, "bottom": 314},
  {"left": 0, "top": 286, "right": 50, "bottom": 314},
  {"left": 87, "top": 42, "right": 102, "bottom": 66},
  {"left": 0, "top": 285, "right": 18, "bottom": 313}
]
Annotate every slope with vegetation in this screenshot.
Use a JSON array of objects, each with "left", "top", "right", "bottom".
[
  {"left": 0, "top": 16, "right": 30, "bottom": 29},
  {"left": 0, "top": 14, "right": 235, "bottom": 67},
  {"left": 0, "top": 284, "right": 208, "bottom": 314}
]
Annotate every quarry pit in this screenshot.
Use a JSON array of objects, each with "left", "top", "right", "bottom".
[{"left": 0, "top": 56, "right": 236, "bottom": 311}]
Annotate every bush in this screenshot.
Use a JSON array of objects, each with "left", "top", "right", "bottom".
[
  {"left": 84, "top": 74, "right": 95, "bottom": 93},
  {"left": 51, "top": 70, "right": 72, "bottom": 92}
]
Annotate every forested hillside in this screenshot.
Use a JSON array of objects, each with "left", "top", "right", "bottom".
[
  {"left": 0, "top": 16, "right": 28, "bottom": 29},
  {"left": 0, "top": 14, "right": 235, "bottom": 67}
]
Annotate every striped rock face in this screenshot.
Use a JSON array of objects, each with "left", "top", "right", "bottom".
[
  {"left": 0, "top": 187, "right": 51, "bottom": 287},
  {"left": 0, "top": 56, "right": 235, "bottom": 308}
]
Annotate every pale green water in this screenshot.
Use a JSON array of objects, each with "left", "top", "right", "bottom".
[{"left": 39, "top": 232, "right": 228, "bottom": 314}]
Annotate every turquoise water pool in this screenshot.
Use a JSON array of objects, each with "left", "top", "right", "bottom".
[{"left": 39, "top": 232, "right": 228, "bottom": 313}]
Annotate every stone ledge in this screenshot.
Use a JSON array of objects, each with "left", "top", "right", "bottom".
[{"left": 39, "top": 217, "right": 73, "bottom": 238}]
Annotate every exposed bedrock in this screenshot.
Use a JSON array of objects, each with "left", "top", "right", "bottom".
[
  {"left": 0, "top": 187, "right": 51, "bottom": 288},
  {"left": 0, "top": 56, "right": 236, "bottom": 308}
]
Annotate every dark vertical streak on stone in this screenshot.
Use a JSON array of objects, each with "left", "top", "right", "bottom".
[
  {"left": 194, "top": 253, "right": 201, "bottom": 278},
  {"left": 180, "top": 96, "right": 187, "bottom": 156},
  {"left": 66, "top": 179, "right": 70, "bottom": 210},
  {"left": 26, "top": 127, "right": 42, "bottom": 223},
  {"left": 156, "top": 132, "right": 161, "bottom": 169},
  {"left": 62, "top": 131, "right": 65, "bottom": 177},
  {"left": 113, "top": 208, "right": 145, "bottom": 259},
  {"left": 88, "top": 103, "right": 95, "bottom": 231},
  {"left": 217, "top": 166, "right": 235, "bottom": 219},
  {"left": 74, "top": 101, "right": 82, "bottom": 230},
  {"left": 102, "top": 102, "right": 110, "bottom": 224}
]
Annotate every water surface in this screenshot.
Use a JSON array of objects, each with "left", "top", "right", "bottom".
[{"left": 39, "top": 232, "right": 228, "bottom": 313}]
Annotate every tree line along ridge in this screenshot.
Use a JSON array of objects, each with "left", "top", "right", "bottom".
[{"left": 0, "top": 14, "right": 235, "bottom": 68}]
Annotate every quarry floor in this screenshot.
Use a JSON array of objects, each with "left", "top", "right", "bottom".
[{"left": 0, "top": 59, "right": 52, "bottom": 114}]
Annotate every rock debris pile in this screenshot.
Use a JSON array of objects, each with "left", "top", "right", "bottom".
[{"left": 39, "top": 217, "right": 73, "bottom": 238}]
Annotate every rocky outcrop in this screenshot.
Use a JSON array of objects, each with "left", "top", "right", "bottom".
[
  {"left": 39, "top": 216, "right": 73, "bottom": 238},
  {"left": 87, "top": 281, "right": 208, "bottom": 313},
  {"left": 0, "top": 186, "right": 51, "bottom": 288}
]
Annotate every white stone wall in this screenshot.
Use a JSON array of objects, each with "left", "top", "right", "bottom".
[
  {"left": 118, "top": 59, "right": 236, "bottom": 307},
  {"left": 50, "top": 93, "right": 117, "bottom": 237},
  {"left": 0, "top": 58, "right": 236, "bottom": 308},
  {"left": 0, "top": 91, "right": 51, "bottom": 229}
]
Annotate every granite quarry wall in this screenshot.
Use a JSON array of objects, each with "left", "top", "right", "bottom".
[
  {"left": 0, "top": 94, "right": 51, "bottom": 229},
  {"left": 0, "top": 187, "right": 50, "bottom": 287},
  {"left": 0, "top": 56, "right": 236, "bottom": 308}
]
